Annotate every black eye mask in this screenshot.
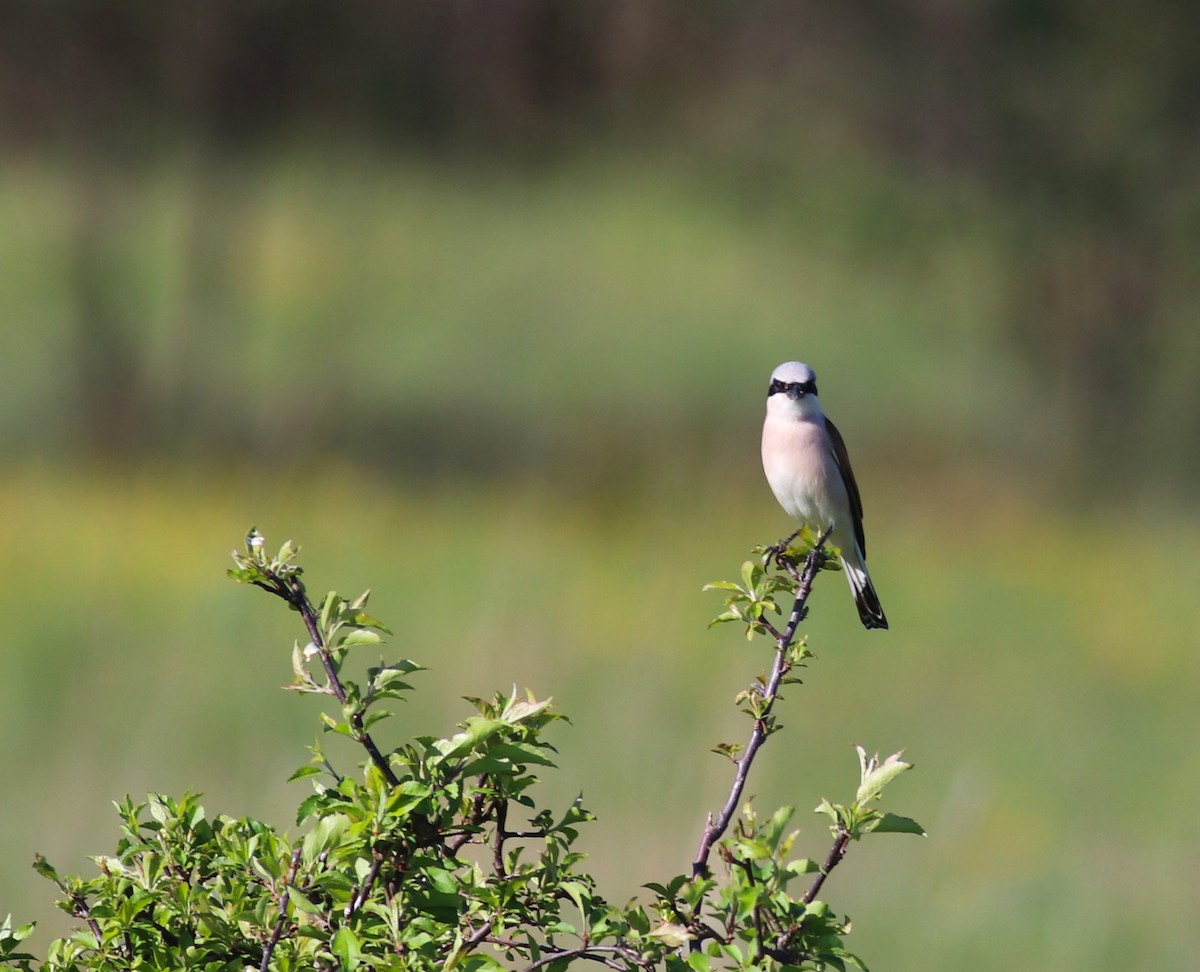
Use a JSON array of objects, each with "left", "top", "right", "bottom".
[{"left": 768, "top": 378, "right": 818, "bottom": 399}]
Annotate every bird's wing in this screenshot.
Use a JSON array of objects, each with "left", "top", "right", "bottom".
[{"left": 824, "top": 416, "right": 866, "bottom": 558}]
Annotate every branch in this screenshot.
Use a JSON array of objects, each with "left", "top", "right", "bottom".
[
  {"left": 68, "top": 893, "right": 105, "bottom": 956},
  {"left": 344, "top": 850, "right": 383, "bottom": 919},
  {"left": 691, "top": 533, "right": 829, "bottom": 880},
  {"left": 520, "top": 944, "right": 632, "bottom": 972},
  {"left": 492, "top": 798, "right": 509, "bottom": 877},
  {"left": 253, "top": 570, "right": 400, "bottom": 788},
  {"left": 260, "top": 847, "right": 303, "bottom": 972},
  {"left": 802, "top": 828, "right": 851, "bottom": 905},
  {"left": 483, "top": 935, "right": 645, "bottom": 972}
]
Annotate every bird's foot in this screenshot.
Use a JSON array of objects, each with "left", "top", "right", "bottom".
[{"left": 763, "top": 528, "right": 803, "bottom": 565}]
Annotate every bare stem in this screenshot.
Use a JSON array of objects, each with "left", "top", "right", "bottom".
[
  {"left": 492, "top": 798, "right": 509, "bottom": 877},
  {"left": 345, "top": 850, "right": 383, "bottom": 919},
  {"left": 260, "top": 847, "right": 303, "bottom": 972},
  {"left": 520, "top": 945, "right": 634, "bottom": 972},
  {"left": 69, "top": 893, "right": 105, "bottom": 955},
  {"left": 802, "top": 828, "right": 851, "bottom": 904}
]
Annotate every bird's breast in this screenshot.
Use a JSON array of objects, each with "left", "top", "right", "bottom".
[{"left": 761, "top": 415, "right": 846, "bottom": 527}]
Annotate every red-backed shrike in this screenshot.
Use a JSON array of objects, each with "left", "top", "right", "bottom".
[{"left": 761, "top": 361, "right": 888, "bottom": 630}]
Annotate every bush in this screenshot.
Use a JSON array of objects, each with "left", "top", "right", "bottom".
[{"left": 0, "top": 528, "right": 921, "bottom": 971}]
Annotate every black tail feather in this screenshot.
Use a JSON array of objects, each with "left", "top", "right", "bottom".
[
  {"left": 844, "top": 559, "right": 888, "bottom": 630},
  {"left": 853, "top": 580, "right": 888, "bottom": 630}
]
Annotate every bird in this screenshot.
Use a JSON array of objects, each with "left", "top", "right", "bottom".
[{"left": 761, "top": 361, "right": 887, "bottom": 630}]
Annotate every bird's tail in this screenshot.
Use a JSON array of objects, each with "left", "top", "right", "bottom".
[{"left": 841, "top": 552, "right": 888, "bottom": 630}]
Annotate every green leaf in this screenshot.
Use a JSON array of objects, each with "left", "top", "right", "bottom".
[
  {"left": 501, "top": 693, "right": 553, "bottom": 724},
  {"left": 872, "top": 813, "right": 926, "bottom": 836},
  {"left": 0, "top": 915, "right": 37, "bottom": 963},
  {"left": 32, "top": 854, "right": 62, "bottom": 887},
  {"left": 287, "top": 888, "right": 322, "bottom": 916},
  {"left": 489, "top": 741, "right": 557, "bottom": 767},
  {"left": 734, "top": 884, "right": 762, "bottom": 922},
  {"left": 330, "top": 926, "right": 362, "bottom": 969},
  {"left": 319, "top": 592, "right": 341, "bottom": 636},
  {"left": 559, "top": 881, "right": 591, "bottom": 918},
  {"left": 340, "top": 629, "right": 382, "bottom": 648},
  {"left": 302, "top": 813, "right": 350, "bottom": 865},
  {"left": 386, "top": 780, "right": 433, "bottom": 815},
  {"left": 854, "top": 747, "right": 913, "bottom": 806},
  {"left": 740, "top": 560, "right": 762, "bottom": 591},
  {"left": 351, "top": 611, "right": 393, "bottom": 635},
  {"left": 425, "top": 867, "right": 459, "bottom": 895},
  {"left": 644, "top": 874, "right": 690, "bottom": 901},
  {"left": 362, "top": 708, "right": 393, "bottom": 731},
  {"left": 764, "top": 805, "right": 796, "bottom": 847},
  {"left": 370, "top": 664, "right": 420, "bottom": 691},
  {"left": 814, "top": 799, "right": 841, "bottom": 824},
  {"left": 435, "top": 718, "right": 506, "bottom": 760},
  {"left": 296, "top": 793, "right": 325, "bottom": 826},
  {"left": 288, "top": 765, "right": 324, "bottom": 782}
]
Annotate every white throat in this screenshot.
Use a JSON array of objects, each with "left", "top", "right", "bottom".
[{"left": 766, "top": 391, "right": 824, "bottom": 423}]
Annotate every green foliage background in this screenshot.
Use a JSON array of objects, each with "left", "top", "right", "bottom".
[{"left": 2, "top": 3, "right": 1199, "bottom": 969}]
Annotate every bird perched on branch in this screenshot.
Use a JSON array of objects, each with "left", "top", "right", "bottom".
[{"left": 761, "top": 361, "right": 888, "bottom": 630}]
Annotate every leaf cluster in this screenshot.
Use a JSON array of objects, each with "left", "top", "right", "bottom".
[{"left": 649, "top": 804, "right": 857, "bottom": 972}]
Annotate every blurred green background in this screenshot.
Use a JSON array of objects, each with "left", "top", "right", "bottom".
[{"left": 2, "top": 3, "right": 1198, "bottom": 969}]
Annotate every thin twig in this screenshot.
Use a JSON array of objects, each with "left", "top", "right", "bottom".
[
  {"left": 260, "top": 847, "right": 303, "bottom": 972},
  {"left": 440, "top": 920, "right": 497, "bottom": 969},
  {"left": 254, "top": 571, "right": 400, "bottom": 788},
  {"left": 447, "top": 787, "right": 490, "bottom": 854},
  {"left": 691, "top": 533, "right": 829, "bottom": 880},
  {"left": 463, "top": 922, "right": 494, "bottom": 949},
  {"left": 345, "top": 850, "right": 383, "bottom": 919},
  {"left": 69, "top": 893, "right": 105, "bottom": 953},
  {"left": 520, "top": 945, "right": 631, "bottom": 972},
  {"left": 801, "top": 828, "right": 851, "bottom": 904},
  {"left": 288, "top": 578, "right": 401, "bottom": 788},
  {"left": 493, "top": 799, "right": 509, "bottom": 877}
]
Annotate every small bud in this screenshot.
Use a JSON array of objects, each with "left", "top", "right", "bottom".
[{"left": 303, "top": 642, "right": 319, "bottom": 658}]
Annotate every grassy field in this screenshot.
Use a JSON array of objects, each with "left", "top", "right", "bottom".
[{"left": 1, "top": 460, "right": 1196, "bottom": 971}]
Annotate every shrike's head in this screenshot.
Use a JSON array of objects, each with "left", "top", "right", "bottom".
[{"left": 766, "top": 361, "right": 822, "bottom": 418}]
